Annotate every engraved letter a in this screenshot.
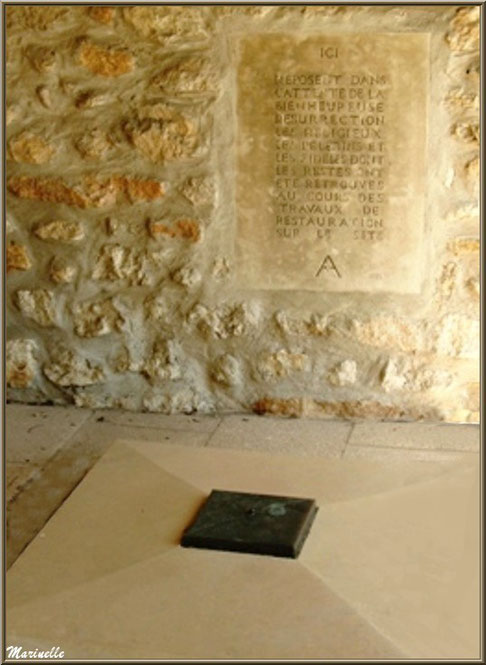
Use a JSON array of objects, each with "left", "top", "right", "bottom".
[{"left": 315, "top": 255, "right": 341, "bottom": 278}]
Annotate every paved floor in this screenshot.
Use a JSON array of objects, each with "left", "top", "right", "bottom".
[
  {"left": 6, "top": 431, "right": 480, "bottom": 659},
  {"left": 5, "top": 403, "right": 480, "bottom": 570}
]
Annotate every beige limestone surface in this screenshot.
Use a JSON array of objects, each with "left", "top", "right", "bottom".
[
  {"left": 236, "top": 33, "right": 428, "bottom": 292},
  {"left": 6, "top": 403, "right": 479, "bottom": 569},
  {"left": 5, "top": 5, "right": 480, "bottom": 424},
  {"left": 7, "top": 437, "right": 479, "bottom": 660}
]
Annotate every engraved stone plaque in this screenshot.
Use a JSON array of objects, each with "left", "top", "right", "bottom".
[{"left": 235, "top": 34, "right": 429, "bottom": 292}]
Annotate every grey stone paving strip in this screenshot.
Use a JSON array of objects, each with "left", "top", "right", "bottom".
[
  {"left": 91, "top": 409, "right": 222, "bottom": 433},
  {"left": 6, "top": 419, "right": 212, "bottom": 568},
  {"left": 6, "top": 429, "right": 111, "bottom": 569},
  {"left": 5, "top": 403, "right": 93, "bottom": 465},
  {"left": 5, "top": 407, "right": 95, "bottom": 505},
  {"left": 203, "top": 417, "right": 225, "bottom": 447},
  {"left": 206, "top": 415, "right": 351, "bottom": 457},
  {"left": 341, "top": 423, "right": 356, "bottom": 458},
  {"left": 348, "top": 421, "right": 480, "bottom": 451}
]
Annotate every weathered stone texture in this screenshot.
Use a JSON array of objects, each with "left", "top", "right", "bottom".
[
  {"left": 25, "top": 45, "right": 57, "bottom": 72},
  {"left": 49, "top": 257, "right": 76, "bottom": 284},
  {"left": 180, "top": 177, "right": 215, "bottom": 207},
  {"left": 432, "top": 314, "right": 479, "bottom": 359},
  {"left": 448, "top": 237, "right": 480, "bottom": 255},
  {"left": 33, "top": 220, "right": 85, "bottom": 243},
  {"left": 171, "top": 266, "right": 202, "bottom": 289},
  {"left": 452, "top": 121, "right": 479, "bottom": 146},
  {"left": 87, "top": 6, "right": 115, "bottom": 25},
  {"left": 92, "top": 244, "right": 151, "bottom": 285},
  {"left": 189, "top": 303, "right": 261, "bottom": 339},
  {"left": 380, "top": 358, "right": 452, "bottom": 394},
  {"left": 6, "top": 5, "right": 71, "bottom": 31},
  {"left": 123, "top": 6, "right": 208, "bottom": 44},
  {"left": 142, "top": 387, "right": 214, "bottom": 415},
  {"left": 446, "top": 88, "right": 479, "bottom": 114},
  {"left": 381, "top": 360, "right": 408, "bottom": 393},
  {"left": 211, "top": 354, "right": 241, "bottom": 387},
  {"left": 328, "top": 360, "right": 357, "bottom": 387},
  {"left": 253, "top": 398, "right": 304, "bottom": 418},
  {"left": 78, "top": 41, "right": 135, "bottom": 77},
  {"left": 465, "top": 277, "right": 480, "bottom": 298},
  {"left": 214, "top": 6, "right": 274, "bottom": 18},
  {"left": 141, "top": 339, "right": 182, "bottom": 383},
  {"left": 436, "top": 261, "right": 460, "bottom": 300},
  {"left": 16, "top": 290, "right": 56, "bottom": 327},
  {"left": 465, "top": 382, "right": 479, "bottom": 412},
  {"left": 44, "top": 349, "right": 105, "bottom": 386},
  {"left": 309, "top": 400, "right": 441, "bottom": 422},
  {"left": 464, "top": 156, "right": 479, "bottom": 185},
  {"left": 211, "top": 257, "right": 230, "bottom": 280},
  {"left": 9, "top": 132, "right": 55, "bottom": 164},
  {"left": 352, "top": 317, "right": 424, "bottom": 354},
  {"left": 6, "top": 106, "right": 18, "bottom": 125},
  {"left": 75, "top": 91, "right": 112, "bottom": 110},
  {"left": 144, "top": 295, "right": 170, "bottom": 324},
  {"left": 7, "top": 244, "right": 31, "bottom": 273},
  {"left": 275, "top": 311, "right": 329, "bottom": 338},
  {"left": 36, "top": 85, "right": 52, "bottom": 109},
  {"left": 150, "top": 57, "right": 219, "bottom": 96},
  {"left": 148, "top": 218, "right": 201, "bottom": 243},
  {"left": 256, "top": 350, "right": 310, "bottom": 381},
  {"left": 8, "top": 176, "right": 164, "bottom": 208},
  {"left": 72, "top": 299, "right": 124, "bottom": 338},
  {"left": 5, "top": 6, "right": 479, "bottom": 423},
  {"left": 74, "top": 129, "right": 113, "bottom": 160},
  {"left": 446, "top": 7, "right": 480, "bottom": 53},
  {"left": 124, "top": 104, "right": 200, "bottom": 163},
  {"left": 6, "top": 339, "right": 38, "bottom": 388}
]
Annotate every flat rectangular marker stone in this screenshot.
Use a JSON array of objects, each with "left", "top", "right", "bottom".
[
  {"left": 235, "top": 33, "right": 429, "bottom": 292},
  {"left": 181, "top": 489, "right": 318, "bottom": 558}
]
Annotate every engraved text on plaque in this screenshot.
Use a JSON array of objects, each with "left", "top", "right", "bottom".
[{"left": 236, "top": 34, "right": 429, "bottom": 292}]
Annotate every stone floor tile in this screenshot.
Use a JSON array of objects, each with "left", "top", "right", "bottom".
[
  {"left": 92, "top": 409, "right": 221, "bottom": 433},
  {"left": 348, "top": 421, "right": 480, "bottom": 452},
  {"left": 5, "top": 404, "right": 92, "bottom": 464},
  {"left": 207, "top": 415, "right": 352, "bottom": 457},
  {"left": 6, "top": 463, "right": 38, "bottom": 503},
  {"left": 84, "top": 422, "right": 212, "bottom": 448},
  {"left": 343, "top": 445, "right": 478, "bottom": 463}
]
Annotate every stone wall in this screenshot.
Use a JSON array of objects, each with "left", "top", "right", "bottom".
[{"left": 6, "top": 5, "right": 479, "bottom": 422}]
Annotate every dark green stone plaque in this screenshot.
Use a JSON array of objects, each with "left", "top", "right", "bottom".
[{"left": 181, "top": 489, "right": 318, "bottom": 558}]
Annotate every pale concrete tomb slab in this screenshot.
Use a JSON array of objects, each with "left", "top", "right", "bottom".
[{"left": 6, "top": 440, "right": 479, "bottom": 659}]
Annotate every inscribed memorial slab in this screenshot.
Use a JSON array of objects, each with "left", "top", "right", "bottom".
[{"left": 236, "top": 34, "right": 429, "bottom": 292}]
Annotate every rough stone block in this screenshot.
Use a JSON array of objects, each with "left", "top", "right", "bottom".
[
  {"left": 123, "top": 6, "right": 208, "bottom": 44},
  {"left": 148, "top": 219, "right": 201, "bottom": 243},
  {"left": 446, "top": 7, "right": 480, "bottom": 53},
  {"left": 253, "top": 398, "right": 304, "bottom": 418},
  {"left": 7, "top": 244, "right": 31, "bottom": 273},
  {"left": 72, "top": 299, "right": 124, "bottom": 338},
  {"left": 9, "top": 132, "right": 55, "bottom": 164},
  {"left": 6, "top": 339, "right": 38, "bottom": 388},
  {"left": 78, "top": 41, "right": 134, "bottom": 77},
  {"left": 33, "top": 220, "right": 84, "bottom": 243},
  {"left": 16, "top": 290, "right": 56, "bottom": 327},
  {"left": 44, "top": 349, "right": 105, "bottom": 387}
]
